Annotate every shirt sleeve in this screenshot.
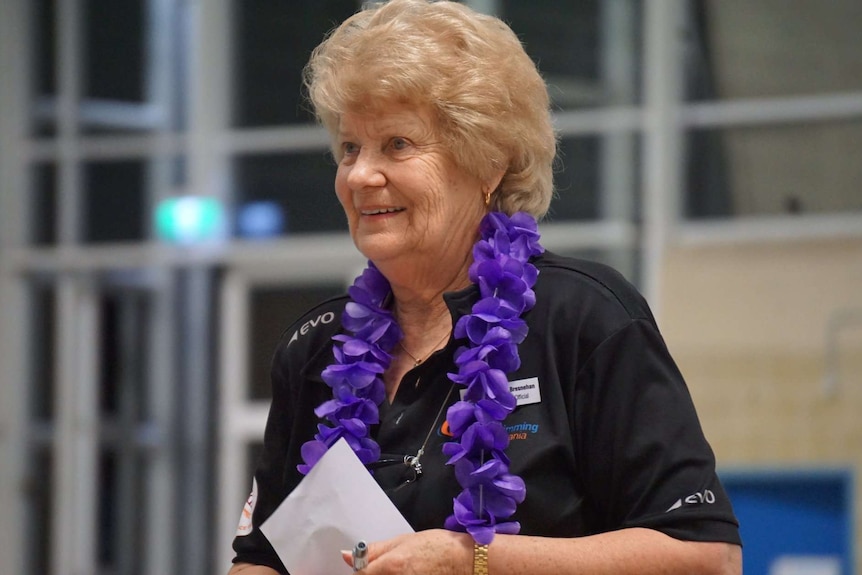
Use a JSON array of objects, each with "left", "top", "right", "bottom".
[
  {"left": 573, "top": 318, "right": 741, "bottom": 545},
  {"left": 230, "top": 341, "right": 293, "bottom": 573}
]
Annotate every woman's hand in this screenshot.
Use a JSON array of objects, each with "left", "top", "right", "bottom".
[
  {"left": 341, "top": 528, "right": 741, "bottom": 575},
  {"left": 342, "top": 529, "right": 474, "bottom": 575}
]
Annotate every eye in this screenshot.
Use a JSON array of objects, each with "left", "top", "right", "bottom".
[
  {"left": 342, "top": 141, "right": 359, "bottom": 156},
  {"left": 389, "top": 137, "right": 409, "bottom": 151}
]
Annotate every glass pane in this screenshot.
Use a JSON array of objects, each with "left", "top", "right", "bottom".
[
  {"left": 96, "top": 448, "right": 145, "bottom": 570},
  {"left": 33, "top": 0, "right": 56, "bottom": 97},
  {"left": 548, "top": 134, "right": 641, "bottom": 223},
  {"left": 99, "top": 291, "right": 150, "bottom": 419},
  {"left": 231, "top": 0, "right": 358, "bottom": 127},
  {"left": 31, "top": 0, "right": 57, "bottom": 137},
  {"left": 31, "top": 163, "right": 58, "bottom": 246},
  {"left": 687, "top": 0, "right": 862, "bottom": 101},
  {"left": 80, "top": 0, "right": 186, "bottom": 134},
  {"left": 25, "top": 446, "right": 53, "bottom": 575},
  {"left": 31, "top": 0, "right": 183, "bottom": 135},
  {"left": 29, "top": 283, "right": 56, "bottom": 421},
  {"left": 83, "top": 160, "right": 146, "bottom": 243},
  {"left": 248, "top": 284, "right": 345, "bottom": 401},
  {"left": 549, "top": 136, "right": 601, "bottom": 222},
  {"left": 685, "top": 120, "right": 862, "bottom": 218},
  {"left": 83, "top": 0, "right": 146, "bottom": 102},
  {"left": 233, "top": 152, "right": 347, "bottom": 237},
  {"left": 501, "top": 0, "right": 641, "bottom": 109},
  {"left": 97, "top": 449, "right": 117, "bottom": 564}
]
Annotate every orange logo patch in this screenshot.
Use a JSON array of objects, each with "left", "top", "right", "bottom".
[{"left": 440, "top": 420, "right": 454, "bottom": 437}]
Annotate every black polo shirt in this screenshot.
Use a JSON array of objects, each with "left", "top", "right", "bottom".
[{"left": 232, "top": 251, "right": 741, "bottom": 572}]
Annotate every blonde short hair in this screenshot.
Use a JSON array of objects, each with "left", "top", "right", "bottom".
[{"left": 304, "top": 0, "right": 557, "bottom": 219}]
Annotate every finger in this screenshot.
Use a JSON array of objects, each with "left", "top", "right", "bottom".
[{"left": 341, "top": 549, "right": 353, "bottom": 568}]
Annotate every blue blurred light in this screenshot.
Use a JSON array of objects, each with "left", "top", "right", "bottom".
[{"left": 237, "top": 201, "right": 285, "bottom": 238}]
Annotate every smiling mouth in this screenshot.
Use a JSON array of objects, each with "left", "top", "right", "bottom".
[{"left": 360, "top": 207, "right": 405, "bottom": 216}]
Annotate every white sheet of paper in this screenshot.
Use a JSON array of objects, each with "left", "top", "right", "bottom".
[{"left": 260, "top": 438, "right": 414, "bottom": 575}]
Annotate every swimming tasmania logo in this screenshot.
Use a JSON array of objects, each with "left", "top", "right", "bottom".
[{"left": 506, "top": 421, "right": 539, "bottom": 441}]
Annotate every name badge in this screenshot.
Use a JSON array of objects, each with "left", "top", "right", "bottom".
[
  {"left": 509, "top": 377, "right": 541, "bottom": 406},
  {"left": 458, "top": 377, "right": 542, "bottom": 407}
]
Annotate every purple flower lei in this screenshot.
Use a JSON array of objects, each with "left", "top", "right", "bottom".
[{"left": 298, "top": 211, "right": 544, "bottom": 545}]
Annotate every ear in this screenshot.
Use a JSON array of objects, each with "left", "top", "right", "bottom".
[{"left": 483, "top": 168, "right": 506, "bottom": 206}]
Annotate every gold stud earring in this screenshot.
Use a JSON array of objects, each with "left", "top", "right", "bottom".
[{"left": 484, "top": 189, "right": 492, "bottom": 207}]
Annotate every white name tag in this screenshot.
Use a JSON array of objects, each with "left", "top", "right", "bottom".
[
  {"left": 458, "top": 377, "right": 542, "bottom": 407},
  {"left": 509, "top": 377, "right": 541, "bottom": 406}
]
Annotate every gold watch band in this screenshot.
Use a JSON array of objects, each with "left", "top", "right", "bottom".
[{"left": 473, "top": 543, "right": 489, "bottom": 575}]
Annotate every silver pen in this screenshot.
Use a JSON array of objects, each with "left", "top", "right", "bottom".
[{"left": 352, "top": 540, "right": 368, "bottom": 572}]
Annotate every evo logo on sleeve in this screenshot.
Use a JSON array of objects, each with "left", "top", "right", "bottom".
[
  {"left": 666, "top": 489, "right": 716, "bottom": 512},
  {"left": 287, "top": 311, "right": 336, "bottom": 346}
]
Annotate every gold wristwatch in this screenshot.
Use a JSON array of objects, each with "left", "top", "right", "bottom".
[{"left": 473, "top": 543, "right": 489, "bottom": 575}]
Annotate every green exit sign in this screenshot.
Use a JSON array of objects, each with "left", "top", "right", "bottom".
[{"left": 154, "top": 196, "right": 225, "bottom": 244}]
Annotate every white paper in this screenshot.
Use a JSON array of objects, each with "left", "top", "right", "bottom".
[{"left": 260, "top": 438, "right": 414, "bottom": 575}]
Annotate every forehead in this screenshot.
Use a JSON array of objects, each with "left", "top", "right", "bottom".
[{"left": 337, "top": 103, "right": 436, "bottom": 138}]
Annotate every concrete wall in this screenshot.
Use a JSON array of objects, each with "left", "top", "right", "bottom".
[{"left": 661, "top": 238, "right": 862, "bottom": 570}]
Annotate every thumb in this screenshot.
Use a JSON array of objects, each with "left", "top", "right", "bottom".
[
  {"left": 341, "top": 536, "right": 402, "bottom": 570},
  {"left": 342, "top": 539, "right": 374, "bottom": 571},
  {"left": 362, "top": 535, "right": 402, "bottom": 561}
]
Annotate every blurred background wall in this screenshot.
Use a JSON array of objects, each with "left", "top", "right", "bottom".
[{"left": 0, "top": 1, "right": 860, "bottom": 574}]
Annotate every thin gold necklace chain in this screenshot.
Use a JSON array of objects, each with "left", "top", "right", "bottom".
[{"left": 398, "top": 330, "right": 451, "bottom": 367}]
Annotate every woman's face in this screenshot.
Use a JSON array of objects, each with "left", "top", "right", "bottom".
[{"left": 334, "top": 104, "right": 490, "bottom": 273}]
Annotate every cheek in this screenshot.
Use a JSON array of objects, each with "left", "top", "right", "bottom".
[
  {"left": 334, "top": 168, "right": 352, "bottom": 209},
  {"left": 441, "top": 175, "right": 482, "bottom": 214}
]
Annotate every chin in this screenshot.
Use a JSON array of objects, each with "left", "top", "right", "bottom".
[
  {"left": 352, "top": 238, "right": 402, "bottom": 265},
  {"left": 353, "top": 234, "right": 410, "bottom": 263}
]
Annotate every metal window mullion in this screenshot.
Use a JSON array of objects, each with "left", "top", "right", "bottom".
[
  {"left": 143, "top": 271, "right": 178, "bottom": 575},
  {"left": 115, "top": 291, "right": 143, "bottom": 575},
  {"left": 679, "top": 92, "right": 862, "bottom": 128},
  {"left": 182, "top": 0, "right": 231, "bottom": 570},
  {"left": 139, "top": 14, "right": 180, "bottom": 568},
  {"left": 177, "top": 266, "right": 214, "bottom": 575},
  {"left": 599, "top": 0, "right": 639, "bottom": 280},
  {"left": 139, "top": 5, "right": 180, "bottom": 567},
  {"left": 640, "top": 0, "right": 684, "bottom": 316},
  {"left": 26, "top": 133, "right": 186, "bottom": 162},
  {"left": 0, "top": 0, "right": 34, "bottom": 572},
  {"left": 187, "top": 0, "right": 229, "bottom": 201},
  {"left": 50, "top": 276, "right": 100, "bottom": 575},
  {"left": 216, "top": 271, "right": 252, "bottom": 571},
  {"left": 599, "top": 0, "right": 638, "bottom": 220},
  {"left": 554, "top": 107, "right": 644, "bottom": 136},
  {"left": 675, "top": 212, "right": 862, "bottom": 246},
  {"left": 24, "top": 92, "right": 862, "bottom": 165},
  {"left": 56, "top": 0, "right": 83, "bottom": 245},
  {"left": 145, "top": 0, "right": 180, "bottom": 232},
  {"left": 0, "top": 279, "right": 30, "bottom": 575},
  {"left": 35, "top": 96, "right": 168, "bottom": 130}
]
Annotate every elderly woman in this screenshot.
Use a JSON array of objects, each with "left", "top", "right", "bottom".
[{"left": 229, "top": 1, "right": 742, "bottom": 574}]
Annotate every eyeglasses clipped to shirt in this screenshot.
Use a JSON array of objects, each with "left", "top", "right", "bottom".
[
  {"left": 367, "top": 453, "right": 423, "bottom": 494},
  {"left": 365, "top": 382, "right": 456, "bottom": 494}
]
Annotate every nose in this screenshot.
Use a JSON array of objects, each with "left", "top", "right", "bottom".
[{"left": 346, "top": 148, "right": 387, "bottom": 190}]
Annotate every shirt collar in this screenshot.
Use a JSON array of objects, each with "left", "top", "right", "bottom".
[{"left": 301, "top": 283, "right": 481, "bottom": 383}]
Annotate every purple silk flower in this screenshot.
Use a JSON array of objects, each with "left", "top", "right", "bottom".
[
  {"left": 297, "top": 263, "right": 401, "bottom": 474},
  {"left": 297, "top": 212, "right": 545, "bottom": 547},
  {"left": 443, "top": 212, "right": 543, "bottom": 544}
]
